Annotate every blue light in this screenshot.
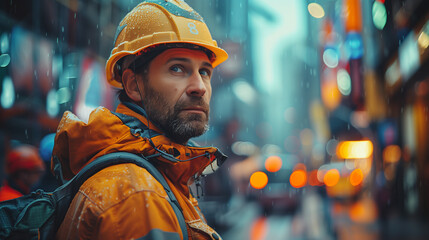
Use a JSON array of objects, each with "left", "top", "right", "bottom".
[{"left": 345, "top": 32, "right": 363, "bottom": 59}]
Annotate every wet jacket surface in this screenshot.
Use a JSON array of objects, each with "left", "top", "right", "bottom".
[{"left": 53, "top": 102, "right": 226, "bottom": 240}]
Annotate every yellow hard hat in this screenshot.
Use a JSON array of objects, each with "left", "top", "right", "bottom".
[{"left": 105, "top": 0, "right": 228, "bottom": 88}]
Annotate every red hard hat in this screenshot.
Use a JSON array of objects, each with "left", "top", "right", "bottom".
[{"left": 6, "top": 145, "right": 45, "bottom": 175}]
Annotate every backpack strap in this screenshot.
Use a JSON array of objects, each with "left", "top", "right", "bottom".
[{"left": 47, "top": 152, "right": 188, "bottom": 240}]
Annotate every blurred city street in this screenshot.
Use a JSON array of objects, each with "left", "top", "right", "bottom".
[{"left": 204, "top": 189, "right": 429, "bottom": 240}]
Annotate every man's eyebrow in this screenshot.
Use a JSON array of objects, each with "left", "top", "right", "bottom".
[
  {"left": 166, "top": 57, "right": 213, "bottom": 68},
  {"left": 202, "top": 61, "right": 213, "bottom": 68}
]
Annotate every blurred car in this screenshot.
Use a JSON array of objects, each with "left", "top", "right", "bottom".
[{"left": 247, "top": 154, "right": 303, "bottom": 215}]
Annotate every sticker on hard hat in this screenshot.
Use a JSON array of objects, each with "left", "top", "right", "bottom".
[
  {"left": 187, "top": 22, "right": 199, "bottom": 35},
  {"left": 145, "top": 0, "right": 204, "bottom": 22}
]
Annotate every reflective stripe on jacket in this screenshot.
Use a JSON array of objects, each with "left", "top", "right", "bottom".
[{"left": 53, "top": 102, "right": 226, "bottom": 240}]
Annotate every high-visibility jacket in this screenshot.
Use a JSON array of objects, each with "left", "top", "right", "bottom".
[{"left": 53, "top": 102, "right": 227, "bottom": 240}]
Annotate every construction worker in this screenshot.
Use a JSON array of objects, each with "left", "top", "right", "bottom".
[
  {"left": 0, "top": 145, "right": 45, "bottom": 201},
  {"left": 53, "top": 1, "right": 228, "bottom": 239}
]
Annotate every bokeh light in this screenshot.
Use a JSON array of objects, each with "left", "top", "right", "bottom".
[
  {"left": 0, "top": 54, "right": 11, "bottom": 67},
  {"left": 349, "top": 168, "right": 364, "bottom": 186},
  {"left": 337, "top": 140, "right": 373, "bottom": 159},
  {"left": 250, "top": 171, "right": 268, "bottom": 189},
  {"left": 345, "top": 32, "right": 363, "bottom": 59},
  {"left": 309, "top": 170, "right": 324, "bottom": 186},
  {"left": 233, "top": 80, "right": 257, "bottom": 105},
  {"left": 1, "top": 76, "right": 14, "bottom": 109},
  {"left": 0, "top": 33, "right": 9, "bottom": 53},
  {"left": 321, "top": 77, "right": 342, "bottom": 111},
  {"left": 372, "top": 1, "right": 387, "bottom": 30},
  {"left": 323, "top": 48, "right": 339, "bottom": 68},
  {"left": 383, "top": 145, "right": 401, "bottom": 163},
  {"left": 308, "top": 3, "right": 325, "bottom": 19},
  {"left": 264, "top": 156, "right": 282, "bottom": 172},
  {"left": 290, "top": 170, "right": 307, "bottom": 188},
  {"left": 337, "top": 69, "right": 352, "bottom": 95},
  {"left": 418, "top": 31, "right": 429, "bottom": 50},
  {"left": 324, "top": 169, "right": 340, "bottom": 187},
  {"left": 349, "top": 198, "right": 378, "bottom": 223}
]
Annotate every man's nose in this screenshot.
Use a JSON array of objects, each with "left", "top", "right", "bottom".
[{"left": 186, "top": 72, "right": 207, "bottom": 97}]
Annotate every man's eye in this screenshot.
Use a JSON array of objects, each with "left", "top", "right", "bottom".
[
  {"left": 170, "top": 65, "right": 184, "bottom": 73},
  {"left": 199, "top": 69, "right": 211, "bottom": 77}
]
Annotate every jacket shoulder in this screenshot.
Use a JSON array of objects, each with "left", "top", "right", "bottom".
[
  {"left": 56, "top": 163, "right": 181, "bottom": 240},
  {"left": 79, "top": 163, "right": 168, "bottom": 211}
]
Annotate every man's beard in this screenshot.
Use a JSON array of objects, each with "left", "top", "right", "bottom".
[{"left": 143, "top": 86, "right": 210, "bottom": 144}]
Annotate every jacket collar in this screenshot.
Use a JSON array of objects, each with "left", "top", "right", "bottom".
[
  {"left": 52, "top": 103, "right": 227, "bottom": 196},
  {"left": 114, "top": 102, "right": 227, "bottom": 195}
]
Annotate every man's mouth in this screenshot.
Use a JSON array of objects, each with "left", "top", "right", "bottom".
[{"left": 181, "top": 106, "right": 207, "bottom": 114}]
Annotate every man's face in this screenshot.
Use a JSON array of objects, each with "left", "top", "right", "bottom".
[{"left": 137, "top": 48, "right": 214, "bottom": 144}]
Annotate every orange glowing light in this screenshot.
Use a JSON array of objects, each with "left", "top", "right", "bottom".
[
  {"left": 344, "top": 0, "right": 363, "bottom": 32},
  {"left": 337, "top": 140, "right": 373, "bottom": 159},
  {"left": 321, "top": 78, "right": 342, "bottom": 111},
  {"left": 264, "top": 156, "right": 282, "bottom": 172},
  {"left": 309, "top": 170, "right": 323, "bottom": 186},
  {"left": 349, "top": 197, "right": 378, "bottom": 223},
  {"left": 350, "top": 168, "right": 364, "bottom": 186},
  {"left": 250, "top": 217, "right": 267, "bottom": 240},
  {"left": 290, "top": 170, "right": 307, "bottom": 188},
  {"left": 250, "top": 171, "right": 268, "bottom": 189},
  {"left": 324, "top": 169, "right": 340, "bottom": 187},
  {"left": 383, "top": 145, "right": 401, "bottom": 163}
]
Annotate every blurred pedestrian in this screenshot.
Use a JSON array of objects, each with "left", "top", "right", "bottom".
[
  {"left": 0, "top": 144, "right": 45, "bottom": 201},
  {"left": 32, "top": 133, "right": 60, "bottom": 192},
  {"left": 53, "top": 1, "right": 228, "bottom": 239}
]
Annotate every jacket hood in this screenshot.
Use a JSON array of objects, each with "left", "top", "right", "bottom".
[{"left": 52, "top": 102, "right": 227, "bottom": 195}]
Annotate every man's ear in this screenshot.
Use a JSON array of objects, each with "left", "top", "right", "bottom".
[{"left": 122, "top": 69, "right": 143, "bottom": 102}]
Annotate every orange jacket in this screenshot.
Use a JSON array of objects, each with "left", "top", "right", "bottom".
[{"left": 53, "top": 102, "right": 226, "bottom": 240}]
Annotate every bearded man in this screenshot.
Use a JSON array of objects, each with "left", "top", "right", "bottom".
[{"left": 52, "top": 1, "right": 228, "bottom": 239}]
